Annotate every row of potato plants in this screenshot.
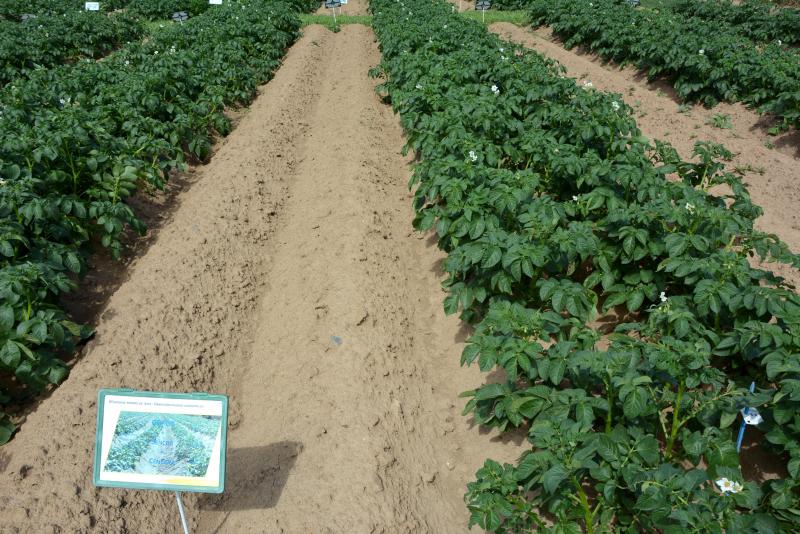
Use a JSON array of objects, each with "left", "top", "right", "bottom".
[
  {"left": 0, "top": 0, "right": 131, "bottom": 19},
  {"left": 488, "top": 0, "right": 531, "bottom": 9},
  {"left": 0, "top": 0, "right": 302, "bottom": 443},
  {"left": 0, "top": 9, "right": 145, "bottom": 86},
  {"left": 129, "top": 0, "right": 318, "bottom": 20},
  {"left": 528, "top": 0, "right": 800, "bottom": 132},
  {"left": 128, "top": 0, "right": 319, "bottom": 19},
  {"left": 126, "top": 0, "right": 212, "bottom": 19},
  {"left": 370, "top": 0, "right": 800, "bottom": 530},
  {"left": 0, "top": 0, "right": 208, "bottom": 21},
  {"left": 669, "top": 0, "right": 800, "bottom": 45}
]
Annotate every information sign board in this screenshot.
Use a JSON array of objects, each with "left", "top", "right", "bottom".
[{"left": 93, "top": 389, "right": 228, "bottom": 493}]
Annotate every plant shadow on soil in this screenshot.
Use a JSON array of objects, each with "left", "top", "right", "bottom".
[
  {"left": 739, "top": 430, "right": 789, "bottom": 483},
  {"left": 198, "top": 441, "right": 302, "bottom": 518}
]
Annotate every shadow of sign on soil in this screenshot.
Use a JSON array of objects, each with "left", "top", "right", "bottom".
[{"left": 198, "top": 441, "right": 302, "bottom": 512}]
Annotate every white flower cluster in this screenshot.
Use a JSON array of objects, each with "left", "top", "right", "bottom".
[
  {"left": 583, "top": 80, "right": 594, "bottom": 88},
  {"left": 685, "top": 202, "right": 696, "bottom": 214},
  {"left": 491, "top": 84, "right": 500, "bottom": 95},
  {"left": 469, "top": 150, "right": 478, "bottom": 162},
  {"left": 611, "top": 101, "right": 620, "bottom": 112}
]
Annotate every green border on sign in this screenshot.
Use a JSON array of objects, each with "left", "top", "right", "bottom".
[{"left": 93, "top": 389, "right": 228, "bottom": 493}]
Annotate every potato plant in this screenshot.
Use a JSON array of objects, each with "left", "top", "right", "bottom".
[
  {"left": 0, "top": 9, "right": 144, "bottom": 85},
  {"left": 528, "top": 0, "right": 800, "bottom": 131},
  {"left": 371, "top": 0, "right": 800, "bottom": 530},
  {"left": 0, "top": 0, "right": 302, "bottom": 443},
  {"left": 670, "top": 0, "right": 800, "bottom": 45},
  {"left": 0, "top": 1, "right": 131, "bottom": 20},
  {"left": 128, "top": 0, "right": 212, "bottom": 20}
]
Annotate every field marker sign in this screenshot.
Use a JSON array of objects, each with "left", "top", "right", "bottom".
[
  {"left": 94, "top": 389, "right": 228, "bottom": 492},
  {"left": 94, "top": 389, "right": 228, "bottom": 533},
  {"left": 325, "top": 0, "right": 342, "bottom": 23},
  {"left": 85, "top": 2, "right": 100, "bottom": 11},
  {"left": 475, "top": 0, "right": 491, "bottom": 22}
]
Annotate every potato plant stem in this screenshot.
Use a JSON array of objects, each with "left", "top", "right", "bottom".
[
  {"left": 664, "top": 379, "right": 685, "bottom": 459},
  {"left": 604, "top": 378, "right": 613, "bottom": 434},
  {"left": 572, "top": 476, "right": 595, "bottom": 534}
]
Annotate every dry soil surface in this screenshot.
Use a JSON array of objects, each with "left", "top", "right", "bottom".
[
  {"left": 0, "top": 24, "right": 521, "bottom": 534},
  {"left": 491, "top": 22, "right": 800, "bottom": 287}
]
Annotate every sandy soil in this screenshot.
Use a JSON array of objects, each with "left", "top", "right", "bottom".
[
  {"left": 491, "top": 22, "right": 800, "bottom": 287},
  {"left": 0, "top": 24, "right": 521, "bottom": 534}
]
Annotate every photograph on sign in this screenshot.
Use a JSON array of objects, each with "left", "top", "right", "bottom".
[
  {"left": 85, "top": 2, "right": 100, "bottom": 10},
  {"left": 94, "top": 389, "right": 227, "bottom": 493}
]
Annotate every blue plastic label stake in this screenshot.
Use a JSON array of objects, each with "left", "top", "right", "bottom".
[{"left": 736, "top": 382, "right": 757, "bottom": 452}]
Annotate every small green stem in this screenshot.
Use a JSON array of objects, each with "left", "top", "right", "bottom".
[
  {"left": 664, "top": 379, "right": 685, "bottom": 460},
  {"left": 604, "top": 378, "right": 613, "bottom": 434},
  {"left": 572, "top": 476, "right": 595, "bottom": 534}
]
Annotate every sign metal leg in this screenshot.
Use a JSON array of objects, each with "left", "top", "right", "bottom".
[{"left": 175, "top": 491, "right": 190, "bottom": 534}]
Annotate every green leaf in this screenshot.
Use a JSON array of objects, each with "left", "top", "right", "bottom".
[
  {"left": 483, "top": 247, "right": 502, "bottom": 269},
  {"left": 0, "top": 416, "right": 14, "bottom": 445},
  {"left": 0, "top": 306, "right": 14, "bottom": 331},
  {"left": 542, "top": 463, "right": 570, "bottom": 494},
  {"left": 65, "top": 252, "right": 81, "bottom": 274},
  {"left": 626, "top": 290, "right": 644, "bottom": 312},
  {"left": 623, "top": 388, "right": 647, "bottom": 419},
  {"left": 474, "top": 383, "right": 508, "bottom": 401}
]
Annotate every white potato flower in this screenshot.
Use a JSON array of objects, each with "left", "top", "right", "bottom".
[{"left": 715, "top": 478, "right": 743, "bottom": 494}]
